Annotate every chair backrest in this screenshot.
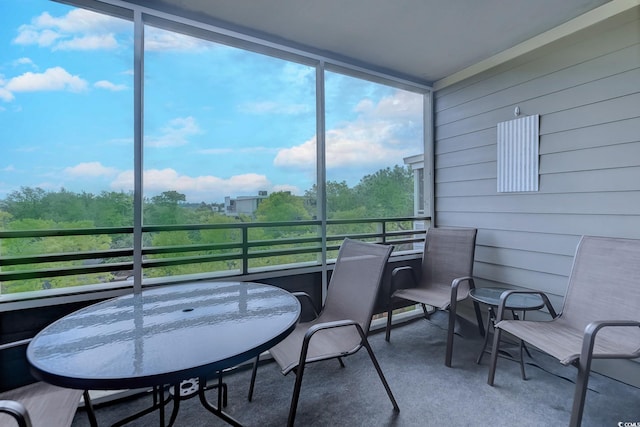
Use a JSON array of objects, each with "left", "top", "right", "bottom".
[
  {"left": 420, "top": 227, "right": 477, "bottom": 291},
  {"left": 561, "top": 236, "right": 640, "bottom": 338},
  {"left": 320, "top": 239, "right": 393, "bottom": 332}
]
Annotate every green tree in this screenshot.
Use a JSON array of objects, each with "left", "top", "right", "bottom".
[
  {"left": 255, "top": 192, "right": 311, "bottom": 223},
  {"left": 144, "top": 191, "right": 187, "bottom": 225},
  {"left": 0, "top": 210, "right": 13, "bottom": 229},
  {"left": 2, "top": 187, "right": 47, "bottom": 220},
  {"left": 326, "top": 181, "right": 356, "bottom": 215},
  {"left": 1, "top": 187, "right": 136, "bottom": 227},
  {"left": 92, "top": 191, "right": 134, "bottom": 227},
  {"left": 304, "top": 181, "right": 357, "bottom": 219},
  {"left": 354, "top": 165, "right": 413, "bottom": 218},
  {"left": 39, "top": 188, "right": 89, "bottom": 222},
  {"left": 1, "top": 219, "right": 114, "bottom": 293}
]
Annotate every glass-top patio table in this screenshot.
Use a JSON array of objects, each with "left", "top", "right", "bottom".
[
  {"left": 469, "top": 287, "right": 544, "bottom": 379},
  {"left": 27, "top": 281, "right": 301, "bottom": 427}
]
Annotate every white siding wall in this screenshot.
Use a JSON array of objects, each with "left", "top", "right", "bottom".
[{"left": 433, "top": 9, "right": 640, "bottom": 383}]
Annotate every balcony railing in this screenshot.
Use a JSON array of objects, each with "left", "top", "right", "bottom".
[{"left": 0, "top": 217, "right": 430, "bottom": 298}]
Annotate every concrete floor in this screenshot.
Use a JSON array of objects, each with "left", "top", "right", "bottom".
[{"left": 71, "top": 314, "right": 640, "bottom": 426}]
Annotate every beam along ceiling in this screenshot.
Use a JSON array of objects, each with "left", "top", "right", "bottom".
[{"left": 121, "top": 0, "right": 612, "bottom": 85}]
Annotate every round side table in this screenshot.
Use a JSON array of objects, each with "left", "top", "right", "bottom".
[{"left": 469, "top": 287, "right": 544, "bottom": 379}]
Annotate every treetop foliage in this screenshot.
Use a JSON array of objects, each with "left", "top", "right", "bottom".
[
  {"left": 0, "top": 165, "right": 417, "bottom": 293},
  {"left": 0, "top": 165, "right": 414, "bottom": 228}
]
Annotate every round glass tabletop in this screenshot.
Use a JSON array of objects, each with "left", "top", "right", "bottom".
[
  {"left": 27, "top": 281, "right": 300, "bottom": 390},
  {"left": 469, "top": 287, "right": 544, "bottom": 310}
]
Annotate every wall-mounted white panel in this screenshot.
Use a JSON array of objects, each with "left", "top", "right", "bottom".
[{"left": 497, "top": 114, "right": 539, "bottom": 192}]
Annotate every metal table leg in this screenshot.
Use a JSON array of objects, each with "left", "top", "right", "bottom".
[
  {"left": 476, "top": 307, "right": 493, "bottom": 364},
  {"left": 198, "top": 375, "right": 242, "bottom": 427}
]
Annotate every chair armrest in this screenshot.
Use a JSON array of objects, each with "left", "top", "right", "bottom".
[
  {"left": 291, "top": 291, "right": 313, "bottom": 303},
  {"left": 298, "top": 319, "right": 365, "bottom": 366},
  {"left": 581, "top": 320, "right": 640, "bottom": 361},
  {"left": 495, "top": 290, "right": 558, "bottom": 322},
  {"left": 450, "top": 276, "right": 475, "bottom": 296},
  {"left": 304, "top": 319, "right": 360, "bottom": 341},
  {"left": 0, "top": 400, "right": 32, "bottom": 427},
  {"left": 292, "top": 291, "right": 320, "bottom": 319},
  {"left": 448, "top": 276, "right": 475, "bottom": 309},
  {"left": 390, "top": 266, "right": 418, "bottom": 295}
]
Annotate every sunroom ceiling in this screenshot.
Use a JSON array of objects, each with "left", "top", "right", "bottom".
[{"left": 122, "top": 0, "right": 612, "bottom": 85}]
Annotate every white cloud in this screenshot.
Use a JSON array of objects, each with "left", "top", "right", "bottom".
[
  {"left": 13, "top": 28, "right": 61, "bottom": 47},
  {"left": 274, "top": 89, "right": 422, "bottom": 170},
  {"left": 94, "top": 80, "right": 127, "bottom": 91},
  {"left": 55, "top": 34, "right": 118, "bottom": 51},
  {"left": 110, "top": 168, "right": 272, "bottom": 201},
  {"left": 0, "top": 88, "right": 15, "bottom": 102},
  {"left": 274, "top": 138, "right": 315, "bottom": 169},
  {"left": 144, "top": 27, "right": 211, "bottom": 51},
  {"left": 4, "top": 67, "right": 88, "bottom": 94},
  {"left": 281, "top": 63, "right": 314, "bottom": 86},
  {"left": 64, "top": 162, "right": 118, "bottom": 178},
  {"left": 13, "top": 9, "right": 127, "bottom": 51},
  {"left": 356, "top": 89, "right": 423, "bottom": 121},
  {"left": 146, "top": 116, "right": 202, "bottom": 148},
  {"left": 2, "top": 165, "right": 16, "bottom": 172},
  {"left": 35, "top": 9, "right": 123, "bottom": 33},
  {"left": 13, "top": 57, "right": 37, "bottom": 68}
]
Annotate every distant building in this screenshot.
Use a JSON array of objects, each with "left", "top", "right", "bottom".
[{"left": 224, "top": 191, "right": 268, "bottom": 217}]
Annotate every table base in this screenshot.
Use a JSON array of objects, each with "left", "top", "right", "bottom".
[
  {"left": 100, "top": 374, "right": 236, "bottom": 427},
  {"left": 475, "top": 306, "right": 532, "bottom": 380},
  {"left": 197, "top": 375, "right": 242, "bottom": 427}
]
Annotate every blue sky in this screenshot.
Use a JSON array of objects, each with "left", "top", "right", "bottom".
[{"left": 0, "top": 0, "right": 423, "bottom": 204}]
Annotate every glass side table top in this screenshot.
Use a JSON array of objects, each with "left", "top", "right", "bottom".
[{"left": 469, "top": 287, "right": 544, "bottom": 310}]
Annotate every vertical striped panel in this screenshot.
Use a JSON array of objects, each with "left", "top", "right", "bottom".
[{"left": 497, "top": 114, "right": 539, "bottom": 192}]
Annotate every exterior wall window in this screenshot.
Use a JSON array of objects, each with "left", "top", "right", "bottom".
[
  {"left": 142, "top": 24, "right": 317, "bottom": 278},
  {"left": 0, "top": 0, "right": 133, "bottom": 294},
  {"left": 0, "top": 0, "right": 429, "bottom": 299},
  {"left": 324, "top": 71, "right": 424, "bottom": 251}
]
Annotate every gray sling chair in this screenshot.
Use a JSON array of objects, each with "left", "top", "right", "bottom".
[
  {"left": 0, "top": 338, "right": 87, "bottom": 427},
  {"left": 385, "top": 227, "right": 485, "bottom": 367},
  {"left": 487, "top": 236, "right": 640, "bottom": 427},
  {"left": 0, "top": 382, "right": 84, "bottom": 427},
  {"left": 248, "top": 238, "right": 399, "bottom": 426}
]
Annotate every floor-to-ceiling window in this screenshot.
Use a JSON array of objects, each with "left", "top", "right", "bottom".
[
  {"left": 0, "top": 1, "right": 134, "bottom": 295},
  {"left": 142, "top": 21, "right": 318, "bottom": 278},
  {"left": 324, "top": 70, "right": 425, "bottom": 254},
  {"left": 0, "top": 0, "right": 429, "bottom": 300}
]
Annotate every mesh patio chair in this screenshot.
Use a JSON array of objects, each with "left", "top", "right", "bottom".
[
  {"left": 385, "top": 227, "right": 484, "bottom": 367},
  {"left": 487, "top": 236, "right": 640, "bottom": 427},
  {"left": 0, "top": 338, "right": 89, "bottom": 427},
  {"left": 248, "top": 238, "right": 398, "bottom": 426},
  {"left": 0, "top": 382, "right": 85, "bottom": 427}
]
